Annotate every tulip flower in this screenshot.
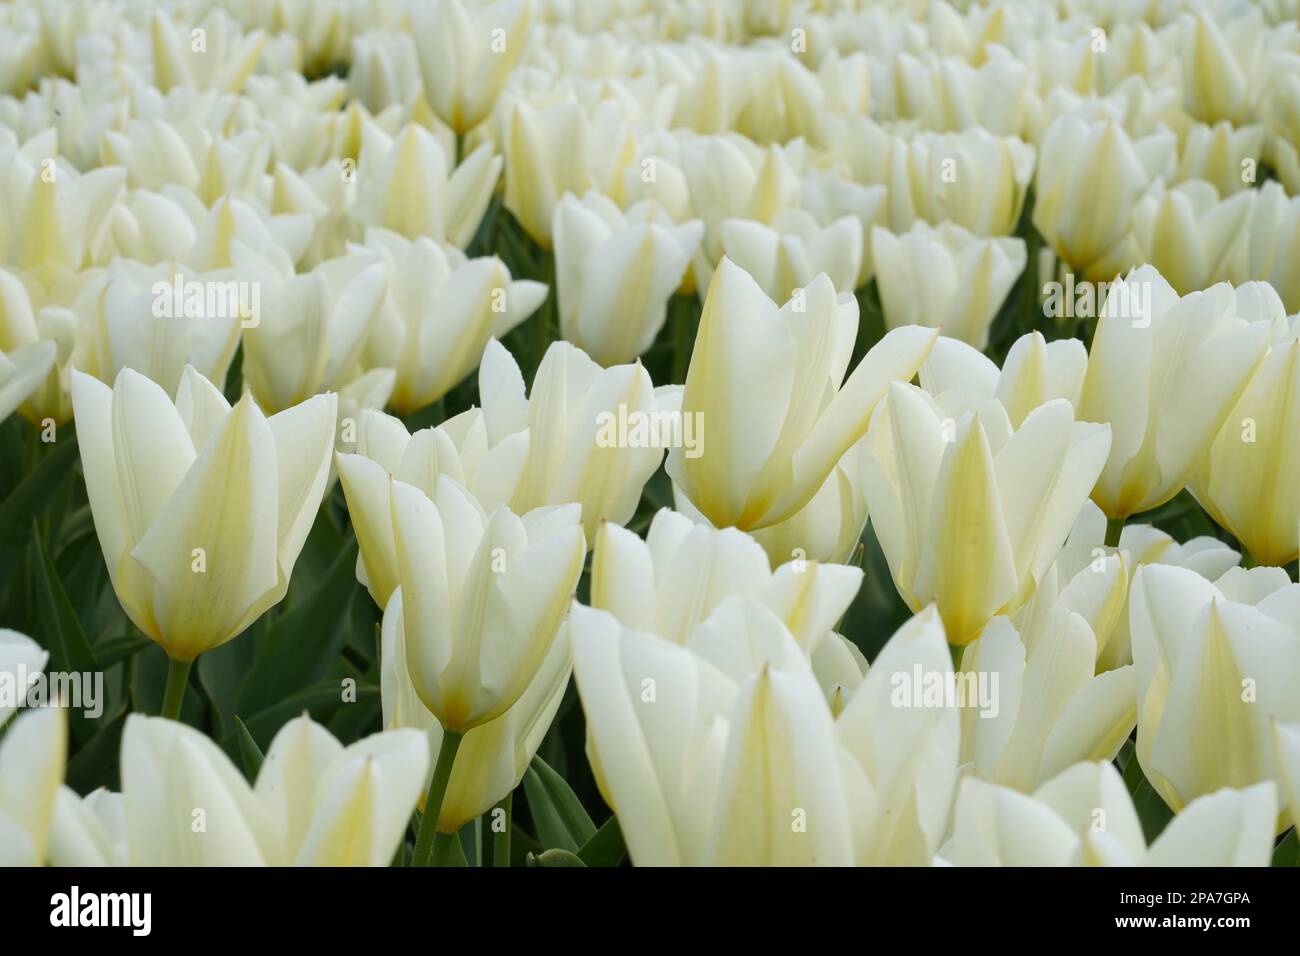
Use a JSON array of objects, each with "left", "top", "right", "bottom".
[
  {"left": 943, "top": 762, "right": 1277, "bottom": 866},
  {"left": 1077, "top": 267, "right": 1271, "bottom": 524},
  {"left": 1175, "top": 121, "right": 1267, "bottom": 197},
  {"left": 919, "top": 330, "right": 1087, "bottom": 430},
  {"left": 1190, "top": 315, "right": 1300, "bottom": 567},
  {"left": 829, "top": 120, "right": 1035, "bottom": 237},
  {"left": 0, "top": 630, "right": 48, "bottom": 728},
  {"left": 380, "top": 592, "right": 570, "bottom": 835},
  {"left": 835, "top": 605, "right": 960, "bottom": 865},
  {"left": 88, "top": 261, "right": 243, "bottom": 397},
  {"left": 1178, "top": 10, "right": 1268, "bottom": 126},
  {"left": 553, "top": 192, "right": 702, "bottom": 366},
  {"left": 591, "top": 508, "right": 862, "bottom": 654},
  {"left": 0, "top": 265, "right": 102, "bottom": 425},
  {"left": 958, "top": 606, "right": 1136, "bottom": 792},
  {"left": 236, "top": 250, "right": 388, "bottom": 413},
  {"left": 357, "top": 229, "right": 547, "bottom": 415},
  {"left": 0, "top": 340, "right": 55, "bottom": 423},
  {"left": 1131, "top": 564, "right": 1300, "bottom": 825},
  {"left": 0, "top": 704, "right": 66, "bottom": 866},
  {"left": 570, "top": 602, "right": 867, "bottom": 866},
  {"left": 1033, "top": 115, "right": 1174, "bottom": 281},
  {"left": 1236, "top": 181, "right": 1300, "bottom": 313},
  {"left": 385, "top": 476, "right": 584, "bottom": 863},
  {"left": 871, "top": 222, "right": 1026, "bottom": 351},
  {"left": 411, "top": 0, "right": 532, "bottom": 136},
  {"left": 490, "top": 339, "right": 668, "bottom": 540},
  {"left": 118, "top": 715, "right": 427, "bottom": 865},
  {"left": 718, "top": 211, "right": 863, "bottom": 302},
  {"left": 355, "top": 123, "right": 503, "bottom": 250},
  {"left": 862, "top": 382, "right": 1111, "bottom": 645},
  {"left": 151, "top": 9, "right": 266, "bottom": 95},
  {"left": 503, "top": 97, "right": 635, "bottom": 249},
  {"left": 1018, "top": 498, "right": 1239, "bottom": 673},
  {"left": 668, "top": 259, "right": 937, "bottom": 533},
  {"left": 70, "top": 366, "right": 336, "bottom": 713},
  {"left": 1132, "top": 180, "right": 1255, "bottom": 295}
]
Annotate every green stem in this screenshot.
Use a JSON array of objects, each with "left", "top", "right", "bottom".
[
  {"left": 454, "top": 131, "right": 465, "bottom": 167},
  {"left": 430, "top": 830, "right": 459, "bottom": 866},
  {"left": 492, "top": 791, "right": 512, "bottom": 867},
  {"left": 413, "top": 730, "right": 464, "bottom": 866},
  {"left": 1104, "top": 516, "right": 1125, "bottom": 549},
  {"left": 161, "top": 657, "right": 193, "bottom": 720}
]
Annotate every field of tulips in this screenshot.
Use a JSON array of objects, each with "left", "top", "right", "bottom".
[{"left": 1, "top": 0, "right": 1299, "bottom": 875}]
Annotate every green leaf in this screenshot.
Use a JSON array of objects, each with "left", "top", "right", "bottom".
[
  {"left": 29, "top": 525, "right": 99, "bottom": 715},
  {"left": 577, "top": 814, "right": 626, "bottom": 867},
  {"left": 0, "top": 435, "right": 79, "bottom": 554},
  {"left": 528, "top": 848, "right": 585, "bottom": 867},
  {"left": 234, "top": 715, "right": 265, "bottom": 781},
  {"left": 236, "top": 678, "right": 377, "bottom": 749},
  {"left": 523, "top": 755, "right": 596, "bottom": 852},
  {"left": 236, "top": 539, "right": 359, "bottom": 716},
  {"left": 92, "top": 634, "right": 153, "bottom": 670},
  {"left": 1272, "top": 828, "right": 1299, "bottom": 867},
  {"left": 64, "top": 707, "right": 128, "bottom": 793}
]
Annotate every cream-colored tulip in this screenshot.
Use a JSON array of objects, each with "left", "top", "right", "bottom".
[
  {"left": 1191, "top": 314, "right": 1300, "bottom": 567},
  {"left": 1077, "top": 267, "right": 1271, "bottom": 521},
  {"left": 1033, "top": 115, "right": 1174, "bottom": 281},
  {"left": 0, "top": 705, "right": 66, "bottom": 866},
  {"left": 591, "top": 507, "right": 862, "bottom": 655},
  {"left": 71, "top": 366, "right": 336, "bottom": 662},
  {"left": 943, "top": 762, "right": 1277, "bottom": 866},
  {"left": 1178, "top": 10, "right": 1270, "bottom": 126},
  {"left": 411, "top": 0, "right": 532, "bottom": 135},
  {"left": 829, "top": 120, "right": 1035, "bottom": 237},
  {"left": 89, "top": 261, "right": 243, "bottom": 397},
  {"left": 355, "top": 123, "right": 502, "bottom": 250},
  {"left": 570, "top": 602, "right": 867, "bottom": 866},
  {"left": 1175, "top": 121, "right": 1267, "bottom": 197},
  {"left": 381, "top": 596, "right": 570, "bottom": 833},
  {"left": 487, "top": 338, "right": 668, "bottom": 540},
  {"left": 919, "top": 330, "right": 1088, "bottom": 430},
  {"left": 719, "top": 211, "right": 863, "bottom": 302},
  {"left": 358, "top": 229, "right": 546, "bottom": 415},
  {"left": 386, "top": 475, "right": 585, "bottom": 732},
  {"left": 237, "top": 250, "right": 388, "bottom": 413},
  {"left": 668, "top": 258, "right": 937, "bottom": 533},
  {"left": 0, "top": 266, "right": 103, "bottom": 425},
  {"left": 1131, "top": 564, "right": 1300, "bottom": 824},
  {"left": 553, "top": 192, "right": 702, "bottom": 366},
  {"left": 1025, "top": 498, "right": 1241, "bottom": 673},
  {"left": 0, "top": 630, "right": 48, "bottom": 729},
  {"left": 744, "top": 432, "right": 872, "bottom": 567},
  {"left": 0, "top": 341, "right": 55, "bottom": 423},
  {"left": 119, "top": 714, "right": 427, "bottom": 865},
  {"left": 1132, "top": 180, "right": 1254, "bottom": 295},
  {"left": 151, "top": 9, "right": 266, "bottom": 95},
  {"left": 959, "top": 607, "right": 1136, "bottom": 792},
  {"left": 47, "top": 786, "right": 126, "bottom": 867},
  {"left": 863, "top": 382, "right": 1111, "bottom": 645},
  {"left": 836, "top": 605, "right": 959, "bottom": 865},
  {"left": 1237, "top": 181, "right": 1300, "bottom": 315},
  {"left": 872, "top": 222, "right": 1025, "bottom": 351}
]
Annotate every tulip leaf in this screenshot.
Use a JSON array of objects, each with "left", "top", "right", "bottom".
[
  {"left": 236, "top": 539, "right": 360, "bottom": 716},
  {"left": 528, "top": 848, "right": 586, "bottom": 867},
  {"left": 64, "top": 707, "right": 128, "bottom": 794},
  {"left": 234, "top": 715, "right": 265, "bottom": 782},
  {"left": 523, "top": 756, "right": 596, "bottom": 852},
  {"left": 577, "top": 814, "right": 626, "bottom": 867},
  {"left": 0, "top": 436, "right": 80, "bottom": 586},
  {"left": 236, "top": 678, "right": 378, "bottom": 750},
  {"left": 29, "top": 524, "right": 99, "bottom": 686},
  {"left": 1272, "top": 829, "right": 1299, "bottom": 867},
  {"left": 91, "top": 634, "right": 153, "bottom": 670}
]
